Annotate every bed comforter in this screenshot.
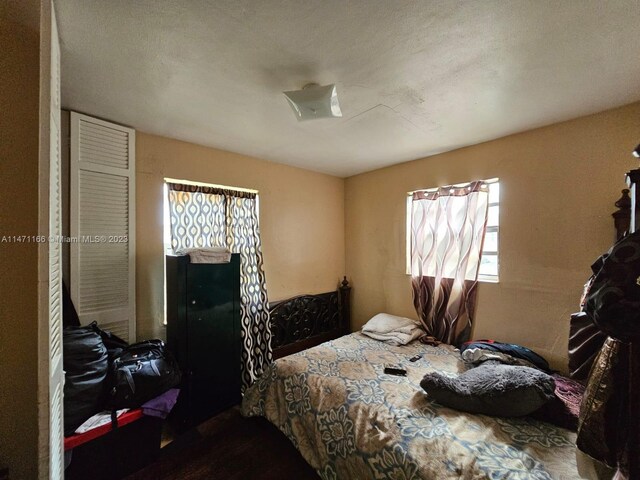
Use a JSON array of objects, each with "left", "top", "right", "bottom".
[{"left": 241, "top": 333, "right": 579, "bottom": 479}]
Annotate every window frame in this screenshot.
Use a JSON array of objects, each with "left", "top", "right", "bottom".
[
  {"left": 162, "top": 178, "right": 260, "bottom": 325},
  {"left": 406, "top": 178, "right": 500, "bottom": 283},
  {"left": 478, "top": 179, "right": 500, "bottom": 282}
]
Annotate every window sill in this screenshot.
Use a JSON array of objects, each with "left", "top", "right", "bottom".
[{"left": 477, "top": 275, "right": 499, "bottom": 283}]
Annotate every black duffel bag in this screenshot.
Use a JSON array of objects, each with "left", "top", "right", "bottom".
[
  {"left": 108, "top": 340, "right": 181, "bottom": 409},
  {"left": 88, "top": 322, "right": 129, "bottom": 362},
  {"left": 63, "top": 324, "right": 109, "bottom": 435}
]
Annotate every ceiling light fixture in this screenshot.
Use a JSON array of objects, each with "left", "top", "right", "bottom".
[
  {"left": 283, "top": 83, "right": 342, "bottom": 121},
  {"left": 633, "top": 143, "right": 640, "bottom": 158}
]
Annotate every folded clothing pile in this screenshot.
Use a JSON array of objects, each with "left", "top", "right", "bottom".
[
  {"left": 361, "top": 313, "right": 424, "bottom": 346},
  {"left": 460, "top": 339, "right": 551, "bottom": 372},
  {"left": 461, "top": 348, "right": 540, "bottom": 370},
  {"left": 175, "top": 246, "right": 231, "bottom": 264}
]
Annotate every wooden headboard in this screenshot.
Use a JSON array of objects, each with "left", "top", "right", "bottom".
[{"left": 269, "top": 277, "right": 351, "bottom": 359}]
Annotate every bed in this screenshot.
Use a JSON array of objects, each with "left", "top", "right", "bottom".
[
  {"left": 241, "top": 330, "right": 579, "bottom": 479},
  {"left": 240, "top": 173, "right": 639, "bottom": 479}
]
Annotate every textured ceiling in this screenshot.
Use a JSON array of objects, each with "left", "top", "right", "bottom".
[{"left": 55, "top": 0, "right": 640, "bottom": 177}]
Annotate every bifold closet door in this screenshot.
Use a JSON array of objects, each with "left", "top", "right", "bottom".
[
  {"left": 39, "top": 2, "right": 64, "bottom": 477},
  {"left": 70, "top": 112, "right": 136, "bottom": 342}
]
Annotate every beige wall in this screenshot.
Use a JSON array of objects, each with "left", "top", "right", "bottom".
[
  {"left": 0, "top": 3, "right": 41, "bottom": 478},
  {"left": 345, "top": 102, "right": 640, "bottom": 371},
  {"left": 136, "top": 133, "right": 345, "bottom": 339}
]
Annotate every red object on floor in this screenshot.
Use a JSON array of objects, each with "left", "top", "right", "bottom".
[{"left": 64, "top": 409, "right": 144, "bottom": 451}]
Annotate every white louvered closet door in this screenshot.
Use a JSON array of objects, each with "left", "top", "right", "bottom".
[
  {"left": 70, "top": 112, "right": 136, "bottom": 342},
  {"left": 41, "top": 2, "right": 64, "bottom": 478}
]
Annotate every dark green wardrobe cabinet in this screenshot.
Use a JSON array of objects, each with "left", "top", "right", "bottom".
[{"left": 166, "top": 254, "right": 241, "bottom": 431}]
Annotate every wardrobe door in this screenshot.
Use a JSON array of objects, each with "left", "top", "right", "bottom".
[{"left": 185, "top": 255, "right": 241, "bottom": 424}]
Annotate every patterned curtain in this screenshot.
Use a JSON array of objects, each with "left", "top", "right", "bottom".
[
  {"left": 410, "top": 181, "right": 489, "bottom": 346},
  {"left": 167, "top": 182, "right": 272, "bottom": 390}
]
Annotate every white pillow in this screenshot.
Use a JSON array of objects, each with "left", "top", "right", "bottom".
[{"left": 362, "top": 313, "right": 419, "bottom": 334}]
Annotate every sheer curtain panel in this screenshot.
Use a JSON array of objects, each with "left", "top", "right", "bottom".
[{"left": 410, "top": 181, "right": 489, "bottom": 345}]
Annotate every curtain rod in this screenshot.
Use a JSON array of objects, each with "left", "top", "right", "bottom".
[
  {"left": 407, "top": 177, "right": 499, "bottom": 195},
  {"left": 164, "top": 178, "right": 259, "bottom": 194}
]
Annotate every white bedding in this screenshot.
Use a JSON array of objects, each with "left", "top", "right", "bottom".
[{"left": 361, "top": 313, "right": 424, "bottom": 345}]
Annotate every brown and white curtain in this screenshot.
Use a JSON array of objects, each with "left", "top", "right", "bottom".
[
  {"left": 167, "top": 182, "right": 272, "bottom": 390},
  {"left": 410, "top": 181, "right": 489, "bottom": 346}
]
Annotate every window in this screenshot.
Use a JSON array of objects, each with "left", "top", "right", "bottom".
[
  {"left": 478, "top": 179, "right": 500, "bottom": 282},
  {"left": 162, "top": 179, "right": 261, "bottom": 324},
  {"left": 162, "top": 179, "right": 260, "bottom": 254},
  {"left": 406, "top": 178, "right": 500, "bottom": 282}
]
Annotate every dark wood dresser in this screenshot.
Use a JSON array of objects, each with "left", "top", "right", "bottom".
[{"left": 165, "top": 254, "right": 241, "bottom": 431}]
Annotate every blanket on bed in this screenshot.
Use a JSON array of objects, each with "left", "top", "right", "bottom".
[
  {"left": 241, "top": 333, "right": 579, "bottom": 479},
  {"left": 361, "top": 313, "right": 424, "bottom": 346}
]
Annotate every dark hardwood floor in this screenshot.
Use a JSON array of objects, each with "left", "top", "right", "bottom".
[{"left": 125, "top": 407, "right": 320, "bottom": 480}]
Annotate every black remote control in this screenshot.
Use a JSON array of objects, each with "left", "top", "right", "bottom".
[
  {"left": 384, "top": 365, "right": 407, "bottom": 376},
  {"left": 409, "top": 354, "right": 422, "bottom": 362}
]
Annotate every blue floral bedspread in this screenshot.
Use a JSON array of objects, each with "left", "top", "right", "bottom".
[{"left": 241, "top": 333, "right": 579, "bottom": 479}]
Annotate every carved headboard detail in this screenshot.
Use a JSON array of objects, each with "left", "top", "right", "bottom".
[
  {"left": 269, "top": 277, "right": 351, "bottom": 359},
  {"left": 612, "top": 188, "right": 638, "bottom": 240}
]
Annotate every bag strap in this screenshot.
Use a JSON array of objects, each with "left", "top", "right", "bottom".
[
  {"left": 123, "top": 366, "right": 136, "bottom": 394},
  {"left": 110, "top": 409, "right": 119, "bottom": 431}
]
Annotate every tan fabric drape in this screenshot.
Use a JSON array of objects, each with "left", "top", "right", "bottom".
[
  {"left": 167, "top": 182, "right": 272, "bottom": 390},
  {"left": 410, "top": 181, "right": 489, "bottom": 346}
]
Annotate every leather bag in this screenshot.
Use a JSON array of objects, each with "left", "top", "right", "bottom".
[{"left": 108, "top": 340, "right": 181, "bottom": 409}]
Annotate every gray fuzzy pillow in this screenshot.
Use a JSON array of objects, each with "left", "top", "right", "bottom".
[{"left": 420, "top": 362, "right": 556, "bottom": 417}]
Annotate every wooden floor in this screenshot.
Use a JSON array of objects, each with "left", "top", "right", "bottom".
[{"left": 125, "top": 407, "right": 320, "bottom": 480}]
